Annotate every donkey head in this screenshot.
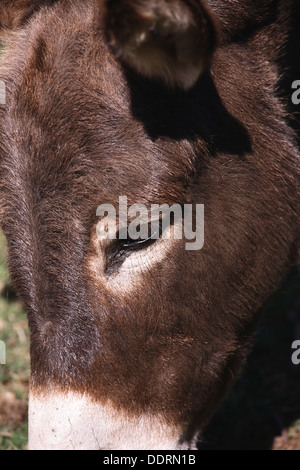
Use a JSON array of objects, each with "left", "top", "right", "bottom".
[{"left": 0, "top": 0, "right": 299, "bottom": 450}]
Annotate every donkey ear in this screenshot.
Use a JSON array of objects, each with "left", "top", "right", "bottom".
[
  {"left": 0, "top": 1, "right": 50, "bottom": 33},
  {"left": 103, "top": 0, "right": 218, "bottom": 90}
]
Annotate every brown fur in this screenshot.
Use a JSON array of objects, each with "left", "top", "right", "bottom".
[{"left": 0, "top": 0, "right": 299, "bottom": 447}]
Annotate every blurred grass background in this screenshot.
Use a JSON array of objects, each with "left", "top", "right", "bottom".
[{"left": 0, "top": 232, "right": 29, "bottom": 450}]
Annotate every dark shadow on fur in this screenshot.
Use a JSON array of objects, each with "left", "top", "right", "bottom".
[
  {"left": 199, "top": 267, "right": 300, "bottom": 450},
  {"left": 125, "top": 69, "right": 252, "bottom": 158}
]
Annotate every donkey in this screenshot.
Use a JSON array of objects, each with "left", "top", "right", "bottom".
[{"left": 0, "top": 0, "right": 299, "bottom": 450}]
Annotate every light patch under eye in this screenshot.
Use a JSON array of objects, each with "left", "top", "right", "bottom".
[{"left": 89, "top": 218, "right": 183, "bottom": 293}]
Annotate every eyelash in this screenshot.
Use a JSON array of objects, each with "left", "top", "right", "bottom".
[
  {"left": 105, "top": 221, "right": 163, "bottom": 273},
  {"left": 121, "top": 222, "right": 162, "bottom": 249}
]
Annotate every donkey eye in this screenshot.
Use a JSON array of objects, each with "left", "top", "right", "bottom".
[
  {"left": 105, "top": 220, "right": 165, "bottom": 275},
  {"left": 120, "top": 220, "right": 162, "bottom": 251},
  {"left": 121, "top": 234, "right": 156, "bottom": 250}
]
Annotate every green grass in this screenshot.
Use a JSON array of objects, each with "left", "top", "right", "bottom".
[
  {"left": 0, "top": 423, "right": 28, "bottom": 451},
  {"left": 0, "top": 232, "right": 30, "bottom": 451}
]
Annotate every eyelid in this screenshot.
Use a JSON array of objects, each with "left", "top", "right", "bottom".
[
  {"left": 104, "top": 228, "right": 157, "bottom": 276},
  {"left": 122, "top": 226, "right": 161, "bottom": 248},
  {"left": 116, "top": 219, "right": 162, "bottom": 246}
]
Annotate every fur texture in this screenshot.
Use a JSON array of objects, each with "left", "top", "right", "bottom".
[{"left": 0, "top": 0, "right": 299, "bottom": 449}]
